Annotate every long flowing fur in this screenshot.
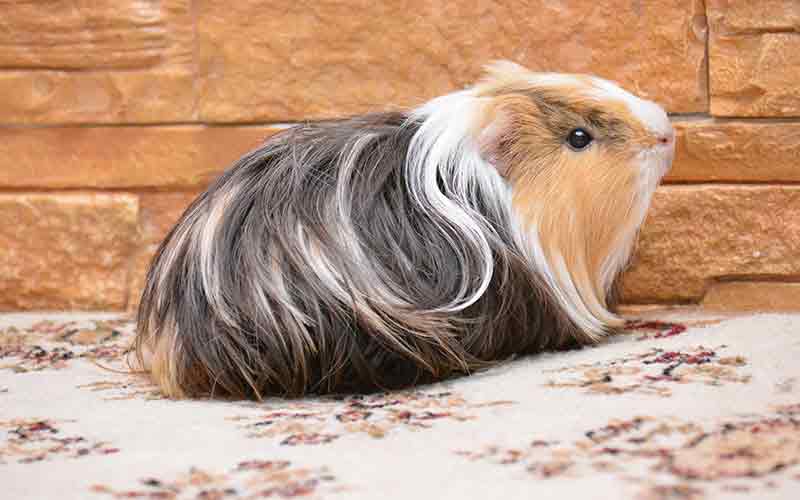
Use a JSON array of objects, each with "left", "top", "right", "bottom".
[
  {"left": 136, "top": 111, "right": 574, "bottom": 399},
  {"left": 135, "top": 63, "right": 673, "bottom": 399}
]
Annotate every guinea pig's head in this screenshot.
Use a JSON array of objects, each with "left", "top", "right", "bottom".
[{"left": 471, "top": 61, "right": 675, "bottom": 337}]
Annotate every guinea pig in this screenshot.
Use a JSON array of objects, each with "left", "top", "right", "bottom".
[{"left": 134, "top": 61, "right": 675, "bottom": 400}]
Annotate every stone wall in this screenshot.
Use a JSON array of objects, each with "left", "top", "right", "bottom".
[{"left": 1, "top": 0, "right": 798, "bottom": 312}]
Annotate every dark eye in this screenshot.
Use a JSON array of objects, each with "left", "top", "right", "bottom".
[{"left": 566, "top": 128, "right": 593, "bottom": 151}]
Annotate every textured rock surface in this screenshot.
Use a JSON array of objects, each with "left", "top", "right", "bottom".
[
  {"left": 667, "top": 120, "right": 800, "bottom": 182},
  {"left": 708, "top": 0, "right": 800, "bottom": 116},
  {"left": 196, "top": 0, "right": 707, "bottom": 121},
  {"left": 0, "top": 0, "right": 195, "bottom": 123},
  {"left": 0, "top": 126, "right": 277, "bottom": 188},
  {"left": 127, "top": 192, "right": 203, "bottom": 312},
  {"left": 701, "top": 282, "right": 800, "bottom": 312},
  {"left": 707, "top": 0, "right": 800, "bottom": 36},
  {"left": 620, "top": 186, "right": 800, "bottom": 303},
  {"left": 0, "top": 194, "right": 139, "bottom": 310},
  {"left": 0, "top": 0, "right": 191, "bottom": 70},
  {"left": 0, "top": 69, "right": 195, "bottom": 124}
]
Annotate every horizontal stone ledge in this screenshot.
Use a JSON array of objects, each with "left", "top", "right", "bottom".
[
  {"left": 619, "top": 282, "right": 800, "bottom": 313},
  {"left": 0, "top": 68, "right": 197, "bottom": 124},
  {"left": 0, "top": 0, "right": 193, "bottom": 71},
  {"left": 699, "top": 281, "right": 800, "bottom": 312},
  {"left": 0, "top": 126, "right": 280, "bottom": 189},
  {"left": 619, "top": 185, "right": 800, "bottom": 304},
  {"left": 706, "top": 0, "right": 799, "bottom": 36},
  {"left": 2, "top": 119, "right": 799, "bottom": 188},
  {"left": 667, "top": 119, "right": 800, "bottom": 182}
]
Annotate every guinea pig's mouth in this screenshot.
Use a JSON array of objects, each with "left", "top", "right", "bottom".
[
  {"left": 636, "top": 138, "right": 675, "bottom": 188},
  {"left": 655, "top": 139, "right": 675, "bottom": 170}
]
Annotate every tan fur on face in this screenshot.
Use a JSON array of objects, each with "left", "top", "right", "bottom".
[
  {"left": 511, "top": 147, "right": 640, "bottom": 332},
  {"left": 473, "top": 63, "right": 668, "bottom": 337}
]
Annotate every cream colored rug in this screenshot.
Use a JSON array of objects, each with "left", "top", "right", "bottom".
[{"left": 1, "top": 312, "right": 799, "bottom": 499}]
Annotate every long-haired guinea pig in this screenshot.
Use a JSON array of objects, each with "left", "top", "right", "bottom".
[{"left": 134, "top": 61, "right": 675, "bottom": 400}]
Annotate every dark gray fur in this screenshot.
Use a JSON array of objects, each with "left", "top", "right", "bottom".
[{"left": 136, "top": 112, "right": 576, "bottom": 399}]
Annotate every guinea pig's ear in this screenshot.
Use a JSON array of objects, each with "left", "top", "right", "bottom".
[
  {"left": 476, "top": 105, "right": 514, "bottom": 177},
  {"left": 482, "top": 60, "right": 530, "bottom": 83}
]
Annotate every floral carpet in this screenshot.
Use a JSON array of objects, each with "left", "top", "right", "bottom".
[{"left": 1, "top": 312, "right": 799, "bottom": 499}]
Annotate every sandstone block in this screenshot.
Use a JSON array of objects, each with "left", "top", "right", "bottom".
[
  {"left": 0, "top": 69, "right": 196, "bottom": 124},
  {"left": 197, "top": 0, "right": 707, "bottom": 121},
  {"left": 0, "top": 194, "right": 139, "bottom": 311},
  {"left": 708, "top": 0, "right": 800, "bottom": 116},
  {"left": 668, "top": 120, "right": 800, "bottom": 182},
  {"left": 620, "top": 186, "right": 800, "bottom": 303},
  {"left": 0, "top": 126, "right": 278, "bottom": 188},
  {"left": 706, "top": 0, "right": 800, "bottom": 34}
]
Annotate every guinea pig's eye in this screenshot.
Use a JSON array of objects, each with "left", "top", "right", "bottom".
[{"left": 566, "top": 128, "right": 593, "bottom": 151}]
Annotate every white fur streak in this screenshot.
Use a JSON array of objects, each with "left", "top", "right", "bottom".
[
  {"left": 197, "top": 184, "right": 241, "bottom": 327},
  {"left": 407, "top": 91, "right": 512, "bottom": 313}
]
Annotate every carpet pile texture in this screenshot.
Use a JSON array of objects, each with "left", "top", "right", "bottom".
[{"left": 2, "top": 312, "right": 799, "bottom": 499}]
